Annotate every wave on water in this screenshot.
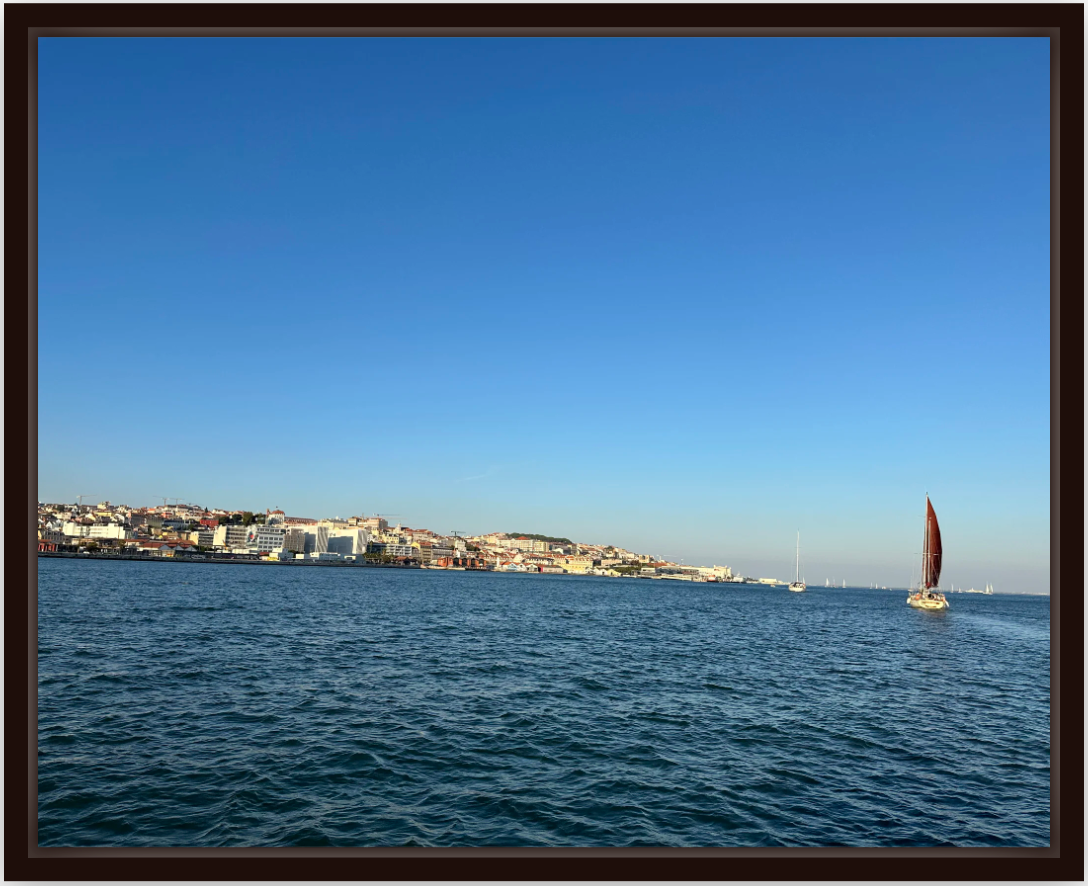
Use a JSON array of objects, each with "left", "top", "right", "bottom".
[{"left": 37, "top": 561, "right": 1051, "bottom": 847}]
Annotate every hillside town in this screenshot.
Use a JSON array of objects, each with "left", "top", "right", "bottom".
[{"left": 36, "top": 499, "right": 761, "bottom": 583}]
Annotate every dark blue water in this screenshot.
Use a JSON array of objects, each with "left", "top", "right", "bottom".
[{"left": 37, "top": 559, "right": 1050, "bottom": 847}]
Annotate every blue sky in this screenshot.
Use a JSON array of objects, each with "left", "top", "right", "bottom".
[{"left": 38, "top": 38, "right": 1051, "bottom": 592}]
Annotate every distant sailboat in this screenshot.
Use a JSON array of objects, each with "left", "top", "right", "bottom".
[
  {"left": 907, "top": 496, "right": 949, "bottom": 610},
  {"left": 789, "top": 532, "right": 806, "bottom": 593}
]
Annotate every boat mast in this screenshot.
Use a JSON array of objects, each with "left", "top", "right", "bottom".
[
  {"left": 919, "top": 493, "right": 930, "bottom": 591},
  {"left": 795, "top": 531, "right": 800, "bottom": 583}
]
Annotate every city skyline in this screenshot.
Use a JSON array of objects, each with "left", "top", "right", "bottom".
[
  {"left": 38, "top": 494, "right": 1042, "bottom": 594},
  {"left": 38, "top": 37, "right": 1051, "bottom": 593}
]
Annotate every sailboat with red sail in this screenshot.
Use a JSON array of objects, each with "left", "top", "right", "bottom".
[{"left": 907, "top": 495, "right": 949, "bottom": 610}]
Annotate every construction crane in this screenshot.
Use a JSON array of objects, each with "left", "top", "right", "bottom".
[
  {"left": 75, "top": 494, "right": 94, "bottom": 509},
  {"left": 152, "top": 496, "right": 170, "bottom": 508}
]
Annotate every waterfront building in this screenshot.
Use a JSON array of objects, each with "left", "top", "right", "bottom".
[
  {"left": 523, "top": 555, "right": 554, "bottom": 567},
  {"left": 253, "top": 525, "right": 287, "bottom": 551},
  {"left": 136, "top": 541, "right": 197, "bottom": 557},
  {"left": 327, "top": 528, "right": 368, "bottom": 557},
  {"left": 88, "top": 523, "right": 129, "bottom": 540},
  {"left": 213, "top": 525, "right": 251, "bottom": 550},
  {"left": 303, "top": 526, "right": 330, "bottom": 554},
  {"left": 283, "top": 528, "right": 307, "bottom": 553},
  {"left": 562, "top": 556, "right": 596, "bottom": 574},
  {"left": 367, "top": 542, "right": 415, "bottom": 558},
  {"left": 188, "top": 529, "right": 216, "bottom": 547}
]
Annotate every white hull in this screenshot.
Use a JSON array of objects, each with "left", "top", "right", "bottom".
[
  {"left": 907, "top": 591, "right": 949, "bottom": 610},
  {"left": 788, "top": 582, "right": 807, "bottom": 593}
]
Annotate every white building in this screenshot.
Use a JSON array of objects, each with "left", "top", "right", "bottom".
[
  {"left": 327, "top": 528, "right": 369, "bottom": 556},
  {"left": 304, "top": 526, "right": 330, "bottom": 554},
  {"left": 87, "top": 524, "right": 131, "bottom": 540},
  {"left": 368, "top": 542, "right": 415, "bottom": 558},
  {"left": 253, "top": 526, "right": 287, "bottom": 551},
  {"left": 214, "top": 525, "right": 252, "bottom": 550}
]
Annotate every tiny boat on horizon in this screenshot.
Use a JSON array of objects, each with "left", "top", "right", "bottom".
[{"left": 788, "top": 532, "right": 806, "bottom": 593}]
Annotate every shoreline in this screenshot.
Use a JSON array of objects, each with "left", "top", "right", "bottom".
[
  {"left": 36, "top": 552, "right": 418, "bottom": 569},
  {"left": 35, "top": 555, "right": 1044, "bottom": 593}
]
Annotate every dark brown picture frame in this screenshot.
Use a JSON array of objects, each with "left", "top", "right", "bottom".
[{"left": 9, "top": 3, "right": 1082, "bottom": 880}]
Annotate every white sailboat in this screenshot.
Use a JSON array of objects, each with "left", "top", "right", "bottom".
[
  {"left": 907, "top": 495, "right": 949, "bottom": 610},
  {"left": 788, "top": 532, "right": 806, "bottom": 592}
]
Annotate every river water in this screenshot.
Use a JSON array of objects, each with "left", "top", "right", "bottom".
[{"left": 37, "top": 559, "right": 1050, "bottom": 846}]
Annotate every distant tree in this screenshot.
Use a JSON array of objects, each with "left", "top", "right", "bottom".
[
  {"left": 241, "top": 512, "right": 255, "bottom": 526},
  {"left": 506, "top": 532, "right": 573, "bottom": 545}
]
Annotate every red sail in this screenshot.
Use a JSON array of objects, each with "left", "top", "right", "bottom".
[{"left": 925, "top": 498, "right": 943, "bottom": 589}]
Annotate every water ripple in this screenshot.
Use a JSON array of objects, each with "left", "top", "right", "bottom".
[{"left": 38, "top": 561, "right": 1050, "bottom": 846}]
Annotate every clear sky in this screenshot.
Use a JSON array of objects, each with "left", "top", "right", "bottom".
[{"left": 37, "top": 37, "right": 1051, "bottom": 592}]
